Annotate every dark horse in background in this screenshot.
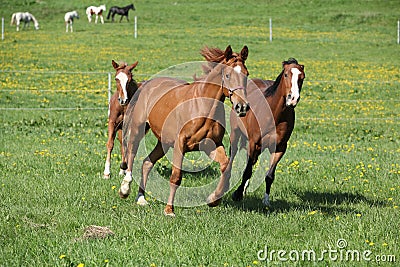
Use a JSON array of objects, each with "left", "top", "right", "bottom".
[
  {"left": 107, "top": 4, "right": 135, "bottom": 22},
  {"left": 228, "top": 58, "right": 305, "bottom": 207}
]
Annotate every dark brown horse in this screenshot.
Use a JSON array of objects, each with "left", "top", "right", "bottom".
[
  {"left": 119, "top": 45, "right": 250, "bottom": 216},
  {"left": 228, "top": 58, "right": 305, "bottom": 206},
  {"left": 103, "top": 60, "right": 139, "bottom": 179}
]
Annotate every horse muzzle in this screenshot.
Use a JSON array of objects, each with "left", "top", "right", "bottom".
[
  {"left": 286, "top": 94, "right": 299, "bottom": 108},
  {"left": 118, "top": 98, "right": 129, "bottom": 106},
  {"left": 234, "top": 102, "right": 250, "bottom": 117}
]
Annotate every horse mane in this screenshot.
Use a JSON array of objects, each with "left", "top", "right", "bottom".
[
  {"left": 118, "top": 61, "right": 127, "bottom": 69},
  {"left": 200, "top": 46, "right": 226, "bottom": 63},
  {"left": 196, "top": 46, "right": 241, "bottom": 81},
  {"left": 263, "top": 71, "right": 284, "bottom": 97},
  {"left": 263, "top": 58, "right": 299, "bottom": 98}
]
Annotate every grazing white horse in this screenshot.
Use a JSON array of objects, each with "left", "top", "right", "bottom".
[
  {"left": 86, "top": 5, "right": 106, "bottom": 24},
  {"left": 64, "top": 11, "right": 79, "bottom": 32},
  {"left": 10, "top": 12, "right": 39, "bottom": 31}
]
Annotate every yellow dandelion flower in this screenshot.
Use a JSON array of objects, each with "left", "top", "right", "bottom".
[
  {"left": 308, "top": 210, "right": 318, "bottom": 215},
  {"left": 59, "top": 254, "right": 66, "bottom": 259},
  {"left": 77, "top": 264, "right": 85, "bottom": 267},
  {"left": 382, "top": 243, "right": 388, "bottom": 247},
  {"left": 356, "top": 213, "right": 362, "bottom": 217}
]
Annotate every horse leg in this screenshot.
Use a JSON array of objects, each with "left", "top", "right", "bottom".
[
  {"left": 228, "top": 128, "right": 245, "bottom": 201},
  {"left": 103, "top": 120, "right": 117, "bottom": 179},
  {"left": 16, "top": 21, "right": 19, "bottom": 31},
  {"left": 65, "top": 22, "right": 68, "bottom": 32},
  {"left": 264, "top": 145, "right": 287, "bottom": 207},
  {"left": 164, "top": 139, "right": 185, "bottom": 217},
  {"left": 70, "top": 22, "right": 73, "bottom": 33},
  {"left": 117, "top": 129, "right": 127, "bottom": 175},
  {"left": 118, "top": 122, "right": 147, "bottom": 199},
  {"left": 232, "top": 142, "right": 259, "bottom": 201},
  {"left": 100, "top": 15, "right": 104, "bottom": 24},
  {"left": 87, "top": 14, "right": 91, "bottom": 23},
  {"left": 206, "top": 146, "right": 230, "bottom": 207},
  {"left": 119, "top": 15, "right": 123, "bottom": 23},
  {"left": 137, "top": 141, "right": 167, "bottom": 206}
]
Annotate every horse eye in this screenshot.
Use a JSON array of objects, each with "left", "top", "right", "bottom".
[
  {"left": 284, "top": 73, "right": 288, "bottom": 78},
  {"left": 225, "top": 73, "right": 230, "bottom": 79}
]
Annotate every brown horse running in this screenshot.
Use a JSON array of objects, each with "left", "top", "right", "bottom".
[
  {"left": 103, "top": 60, "right": 139, "bottom": 179},
  {"left": 119, "top": 45, "right": 250, "bottom": 216},
  {"left": 229, "top": 58, "right": 305, "bottom": 206}
]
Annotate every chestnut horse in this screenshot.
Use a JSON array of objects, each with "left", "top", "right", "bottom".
[
  {"left": 103, "top": 60, "right": 139, "bottom": 179},
  {"left": 119, "top": 45, "right": 250, "bottom": 216},
  {"left": 229, "top": 58, "right": 305, "bottom": 206}
]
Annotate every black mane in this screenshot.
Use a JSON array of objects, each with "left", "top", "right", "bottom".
[
  {"left": 263, "top": 70, "right": 284, "bottom": 97},
  {"left": 263, "top": 58, "right": 298, "bottom": 97}
]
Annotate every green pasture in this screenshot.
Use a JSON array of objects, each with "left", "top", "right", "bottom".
[{"left": 1, "top": 0, "right": 399, "bottom": 266}]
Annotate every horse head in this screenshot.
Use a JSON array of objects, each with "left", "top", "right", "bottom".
[
  {"left": 281, "top": 58, "right": 305, "bottom": 107},
  {"left": 112, "top": 60, "right": 139, "bottom": 106},
  {"left": 201, "top": 45, "right": 250, "bottom": 117}
]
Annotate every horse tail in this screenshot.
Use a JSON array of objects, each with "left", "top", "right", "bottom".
[{"left": 10, "top": 13, "right": 16, "bottom": 25}]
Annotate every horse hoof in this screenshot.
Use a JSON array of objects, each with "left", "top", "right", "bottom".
[
  {"left": 118, "top": 188, "right": 130, "bottom": 199},
  {"left": 103, "top": 174, "right": 111, "bottom": 179},
  {"left": 231, "top": 190, "right": 243, "bottom": 202},
  {"left": 119, "top": 169, "right": 126, "bottom": 176},
  {"left": 163, "top": 205, "right": 175, "bottom": 217},
  {"left": 207, "top": 193, "right": 222, "bottom": 207},
  {"left": 136, "top": 195, "right": 148, "bottom": 206},
  {"left": 262, "top": 193, "right": 271, "bottom": 207}
]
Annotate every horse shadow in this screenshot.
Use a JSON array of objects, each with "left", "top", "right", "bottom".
[{"left": 224, "top": 189, "right": 389, "bottom": 215}]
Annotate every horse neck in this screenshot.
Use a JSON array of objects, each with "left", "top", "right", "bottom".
[
  {"left": 266, "top": 74, "right": 287, "bottom": 122},
  {"left": 30, "top": 15, "right": 38, "bottom": 24},
  {"left": 195, "top": 71, "right": 225, "bottom": 102},
  {"left": 126, "top": 80, "right": 139, "bottom": 100}
]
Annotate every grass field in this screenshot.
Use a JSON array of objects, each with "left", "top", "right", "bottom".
[{"left": 1, "top": 0, "right": 399, "bottom": 266}]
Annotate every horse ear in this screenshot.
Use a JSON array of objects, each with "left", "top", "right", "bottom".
[
  {"left": 240, "top": 46, "right": 248, "bottom": 61},
  {"left": 300, "top": 64, "right": 305, "bottom": 70},
  {"left": 128, "top": 61, "right": 139, "bottom": 71},
  {"left": 112, "top": 60, "right": 119, "bottom": 70},
  {"left": 224, "top": 45, "right": 233, "bottom": 60}
]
